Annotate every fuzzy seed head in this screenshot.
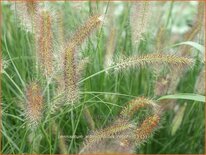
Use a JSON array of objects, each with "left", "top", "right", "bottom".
[
  {"left": 130, "top": 1, "right": 151, "bottom": 45},
  {"left": 114, "top": 54, "right": 194, "bottom": 71},
  {"left": 37, "top": 9, "right": 53, "bottom": 77},
  {"left": 64, "top": 48, "right": 79, "bottom": 103},
  {"left": 11, "top": 1, "right": 38, "bottom": 32},
  {"left": 25, "top": 82, "right": 43, "bottom": 127},
  {"left": 120, "top": 97, "right": 155, "bottom": 118},
  {"left": 135, "top": 114, "right": 160, "bottom": 143},
  {"left": 68, "top": 15, "right": 103, "bottom": 49},
  {"left": 81, "top": 119, "right": 134, "bottom": 153}
]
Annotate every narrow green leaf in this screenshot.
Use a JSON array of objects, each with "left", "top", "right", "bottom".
[
  {"left": 172, "top": 41, "right": 204, "bottom": 53},
  {"left": 158, "top": 93, "right": 205, "bottom": 103}
]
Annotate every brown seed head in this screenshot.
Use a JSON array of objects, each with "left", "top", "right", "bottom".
[
  {"left": 135, "top": 114, "right": 160, "bottom": 143},
  {"left": 64, "top": 48, "right": 79, "bottom": 103},
  {"left": 25, "top": 82, "right": 43, "bottom": 127},
  {"left": 68, "top": 15, "right": 104, "bottom": 49},
  {"left": 37, "top": 9, "right": 53, "bottom": 77}
]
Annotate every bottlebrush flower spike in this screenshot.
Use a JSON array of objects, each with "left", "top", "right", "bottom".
[
  {"left": 114, "top": 54, "right": 194, "bottom": 71},
  {"left": 25, "top": 82, "right": 43, "bottom": 127},
  {"left": 11, "top": 1, "right": 38, "bottom": 32},
  {"left": 63, "top": 15, "right": 103, "bottom": 103},
  {"left": 67, "top": 15, "right": 104, "bottom": 49},
  {"left": 135, "top": 113, "right": 161, "bottom": 145},
  {"left": 64, "top": 48, "right": 79, "bottom": 103},
  {"left": 130, "top": 1, "right": 151, "bottom": 45},
  {"left": 36, "top": 9, "right": 53, "bottom": 77},
  {"left": 80, "top": 119, "right": 134, "bottom": 154},
  {"left": 85, "top": 119, "right": 133, "bottom": 145},
  {"left": 120, "top": 97, "right": 158, "bottom": 119}
]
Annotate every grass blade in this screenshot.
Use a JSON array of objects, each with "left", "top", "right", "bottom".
[{"left": 158, "top": 93, "right": 205, "bottom": 103}]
